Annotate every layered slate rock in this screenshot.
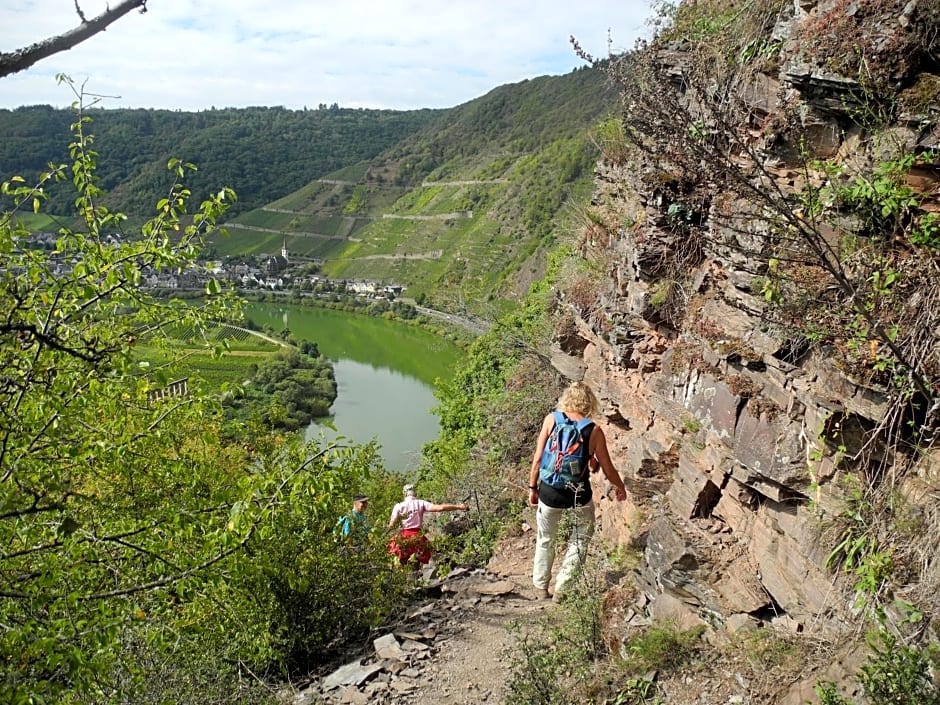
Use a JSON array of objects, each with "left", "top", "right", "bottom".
[{"left": 551, "top": 0, "right": 940, "bottom": 698}]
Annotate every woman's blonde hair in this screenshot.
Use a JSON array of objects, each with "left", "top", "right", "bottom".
[{"left": 557, "top": 381, "right": 600, "bottom": 417}]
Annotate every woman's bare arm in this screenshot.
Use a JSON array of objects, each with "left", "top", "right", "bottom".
[{"left": 590, "top": 426, "right": 627, "bottom": 501}]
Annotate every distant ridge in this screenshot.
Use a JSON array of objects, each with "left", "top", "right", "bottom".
[
  {"left": 0, "top": 104, "right": 442, "bottom": 216},
  {"left": 1, "top": 66, "right": 619, "bottom": 314}
]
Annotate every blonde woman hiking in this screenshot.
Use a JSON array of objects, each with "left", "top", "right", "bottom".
[{"left": 527, "top": 381, "right": 628, "bottom": 601}]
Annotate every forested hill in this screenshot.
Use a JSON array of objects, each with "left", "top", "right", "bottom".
[
  {"left": 1, "top": 66, "right": 613, "bottom": 221},
  {"left": 382, "top": 65, "right": 618, "bottom": 184},
  {"left": 2, "top": 66, "right": 621, "bottom": 313},
  {"left": 0, "top": 104, "right": 441, "bottom": 215},
  {"left": 219, "top": 65, "right": 620, "bottom": 312}
]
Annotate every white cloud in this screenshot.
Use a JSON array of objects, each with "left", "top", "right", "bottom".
[{"left": 0, "top": 0, "right": 653, "bottom": 110}]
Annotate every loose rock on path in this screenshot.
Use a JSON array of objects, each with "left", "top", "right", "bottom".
[{"left": 286, "top": 525, "right": 546, "bottom": 705}]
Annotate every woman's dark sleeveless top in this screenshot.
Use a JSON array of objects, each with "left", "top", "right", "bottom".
[{"left": 537, "top": 424, "right": 594, "bottom": 509}]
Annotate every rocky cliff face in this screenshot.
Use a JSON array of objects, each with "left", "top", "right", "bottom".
[{"left": 553, "top": 0, "right": 940, "bottom": 700}]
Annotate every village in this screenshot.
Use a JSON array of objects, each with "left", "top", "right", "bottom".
[{"left": 20, "top": 232, "right": 405, "bottom": 301}]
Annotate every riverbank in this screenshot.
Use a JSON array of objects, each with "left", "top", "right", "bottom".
[
  {"left": 243, "top": 302, "right": 462, "bottom": 471},
  {"left": 238, "top": 290, "right": 482, "bottom": 344},
  {"left": 413, "top": 305, "right": 490, "bottom": 336},
  {"left": 152, "top": 287, "right": 486, "bottom": 342}
]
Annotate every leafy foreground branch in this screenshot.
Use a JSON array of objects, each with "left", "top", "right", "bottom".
[{"left": 0, "top": 89, "right": 411, "bottom": 704}]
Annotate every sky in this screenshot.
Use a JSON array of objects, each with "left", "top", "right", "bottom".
[{"left": 0, "top": 0, "right": 653, "bottom": 112}]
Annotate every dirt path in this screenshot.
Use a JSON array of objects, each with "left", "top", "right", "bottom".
[
  {"left": 295, "top": 507, "right": 808, "bottom": 705},
  {"left": 420, "top": 179, "right": 509, "bottom": 186},
  {"left": 381, "top": 212, "right": 472, "bottom": 221},
  {"left": 400, "top": 529, "right": 547, "bottom": 704},
  {"left": 295, "top": 525, "right": 548, "bottom": 705}
]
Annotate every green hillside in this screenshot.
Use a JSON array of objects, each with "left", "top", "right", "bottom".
[
  {"left": 0, "top": 105, "right": 440, "bottom": 216},
  {"left": 2, "top": 67, "right": 619, "bottom": 315},
  {"left": 218, "top": 66, "right": 619, "bottom": 314}
]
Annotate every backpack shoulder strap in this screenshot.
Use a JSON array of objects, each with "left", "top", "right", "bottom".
[{"left": 575, "top": 417, "right": 594, "bottom": 432}]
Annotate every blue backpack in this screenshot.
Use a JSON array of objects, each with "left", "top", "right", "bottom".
[{"left": 538, "top": 411, "right": 594, "bottom": 489}]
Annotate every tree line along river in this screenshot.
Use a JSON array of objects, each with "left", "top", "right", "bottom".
[{"left": 245, "top": 302, "right": 462, "bottom": 472}]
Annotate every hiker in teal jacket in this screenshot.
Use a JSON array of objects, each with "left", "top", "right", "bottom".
[
  {"left": 527, "top": 381, "right": 628, "bottom": 601},
  {"left": 336, "top": 494, "right": 370, "bottom": 545}
]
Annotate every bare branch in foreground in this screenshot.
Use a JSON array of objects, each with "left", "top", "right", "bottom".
[{"left": 0, "top": 0, "right": 148, "bottom": 79}]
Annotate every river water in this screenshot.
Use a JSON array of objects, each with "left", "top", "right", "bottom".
[{"left": 244, "top": 302, "right": 462, "bottom": 472}]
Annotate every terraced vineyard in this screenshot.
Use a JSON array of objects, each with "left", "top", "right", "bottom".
[
  {"left": 142, "top": 322, "right": 285, "bottom": 389},
  {"left": 207, "top": 67, "right": 618, "bottom": 315}
]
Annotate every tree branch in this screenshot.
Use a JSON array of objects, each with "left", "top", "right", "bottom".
[
  {"left": 79, "top": 445, "right": 345, "bottom": 601},
  {"left": 0, "top": 0, "right": 148, "bottom": 79}
]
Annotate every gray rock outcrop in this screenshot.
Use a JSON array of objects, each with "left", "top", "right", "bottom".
[{"left": 556, "top": 0, "right": 940, "bottom": 700}]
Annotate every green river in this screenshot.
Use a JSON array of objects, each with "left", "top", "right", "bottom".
[{"left": 245, "top": 303, "right": 462, "bottom": 472}]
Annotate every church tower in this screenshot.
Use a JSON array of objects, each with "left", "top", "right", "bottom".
[{"left": 281, "top": 239, "right": 288, "bottom": 263}]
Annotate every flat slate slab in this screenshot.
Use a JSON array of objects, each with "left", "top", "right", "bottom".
[{"left": 322, "top": 660, "right": 385, "bottom": 691}]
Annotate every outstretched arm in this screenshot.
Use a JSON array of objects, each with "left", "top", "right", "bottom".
[
  {"left": 427, "top": 502, "right": 469, "bottom": 512},
  {"left": 590, "top": 426, "right": 628, "bottom": 501}
]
